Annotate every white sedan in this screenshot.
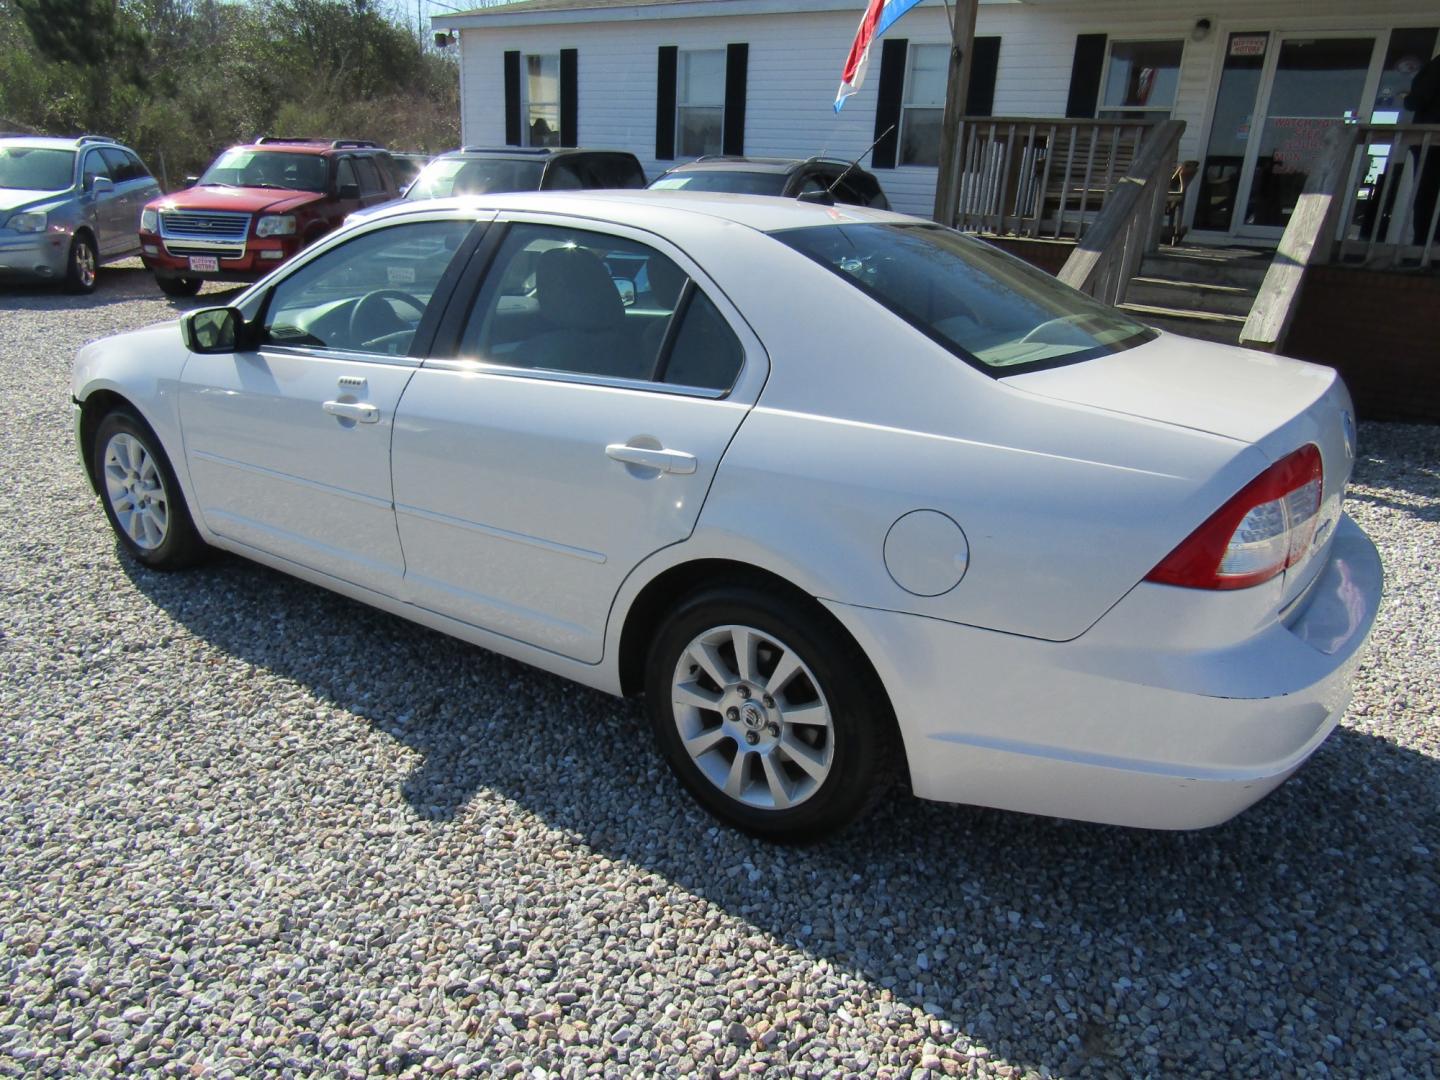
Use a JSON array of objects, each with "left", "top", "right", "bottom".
[{"left": 72, "top": 192, "right": 1382, "bottom": 840}]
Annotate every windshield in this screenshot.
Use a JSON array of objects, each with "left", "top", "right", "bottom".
[
  {"left": 0, "top": 147, "right": 75, "bottom": 191},
  {"left": 199, "top": 149, "right": 328, "bottom": 192},
  {"left": 773, "top": 223, "right": 1154, "bottom": 373},
  {"left": 649, "top": 171, "right": 787, "bottom": 196},
  {"left": 406, "top": 157, "right": 545, "bottom": 199}
]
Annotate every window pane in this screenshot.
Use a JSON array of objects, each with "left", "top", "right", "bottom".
[
  {"left": 663, "top": 289, "right": 743, "bottom": 391},
  {"left": 1102, "top": 40, "right": 1183, "bottom": 110},
  {"left": 526, "top": 54, "right": 559, "bottom": 105},
  {"left": 527, "top": 106, "right": 561, "bottom": 147},
  {"left": 906, "top": 44, "right": 949, "bottom": 106},
  {"left": 773, "top": 223, "right": 1152, "bottom": 372},
  {"left": 899, "top": 107, "right": 942, "bottom": 166},
  {"left": 678, "top": 106, "right": 724, "bottom": 157},
  {"left": 408, "top": 157, "right": 546, "bottom": 198},
  {"left": 680, "top": 50, "right": 726, "bottom": 105},
  {"left": 262, "top": 221, "right": 471, "bottom": 355},
  {"left": 462, "top": 223, "right": 705, "bottom": 385}
]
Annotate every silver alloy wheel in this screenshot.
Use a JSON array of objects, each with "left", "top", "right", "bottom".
[
  {"left": 102, "top": 433, "right": 169, "bottom": 550},
  {"left": 74, "top": 240, "right": 96, "bottom": 289},
  {"left": 670, "top": 624, "right": 835, "bottom": 810}
]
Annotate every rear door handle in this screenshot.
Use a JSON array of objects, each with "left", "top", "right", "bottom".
[
  {"left": 323, "top": 400, "right": 379, "bottom": 424},
  {"left": 605, "top": 443, "right": 697, "bottom": 475}
]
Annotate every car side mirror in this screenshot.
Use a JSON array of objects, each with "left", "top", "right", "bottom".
[
  {"left": 89, "top": 176, "right": 115, "bottom": 196},
  {"left": 182, "top": 307, "right": 242, "bottom": 353},
  {"left": 184, "top": 175, "right": 199, "bottom": 188},
  {"left": 337, "top": 182, "right": 360, "bottom": 199}
]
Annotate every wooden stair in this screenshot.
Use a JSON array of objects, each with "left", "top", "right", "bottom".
[{"left": 1117, "top": 246, "right": 1274, "bottom": 346}]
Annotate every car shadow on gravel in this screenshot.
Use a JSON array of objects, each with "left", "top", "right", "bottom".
[
  {"left": 0, "top": 263, "right": 244, "bottom": 312},
  {"left": 119, "top": 549, "right": 1440, "bottom": 1077}
]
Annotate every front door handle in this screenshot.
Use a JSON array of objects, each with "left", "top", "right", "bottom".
[
  {"left": 605, "top": 443, "right": 697, "bottom": 475},
  {"left": 323, "top": 400, "right": 379, "bottom": 424}
]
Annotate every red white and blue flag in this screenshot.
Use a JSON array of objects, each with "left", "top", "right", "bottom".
[{"left": 834, "top": 0, "right": 926, "bottom": 112}]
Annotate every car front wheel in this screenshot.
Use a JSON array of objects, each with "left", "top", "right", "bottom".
[
  {"left": 644, "top": 584, "right": 893, "bottom": 841},
  {"left": 92, "top": 410, "right": 206, "bottom": 570},
  {"left": 64, "top": 233, "right": 98, "bottom": 294},
  {"left": 156, "top": 275, "right": 203, "bottom": 298}
]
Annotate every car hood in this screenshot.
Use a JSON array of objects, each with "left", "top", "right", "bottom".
[
  {"left": 148, "top": 186, "right": 326, "bottom": 215},
  {"left": 0, "top": 188, "right": 68, "bottom": 215},
  {"left": 1003, "top": 332, "right": 1338, "bottom": 444}
]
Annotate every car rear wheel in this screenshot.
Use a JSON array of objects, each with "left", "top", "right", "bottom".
[
  {"left": 64, "top": 234, "right": 98, "bottom": 294},
  {"left": 93, "top": 410, "right": 206, "bottom": 570},
  {"left": 644, "top": 584, "right": 893, "bottom": 841},
  {"left": 156, "top": 275, "right": 203, "bottom": 298}
]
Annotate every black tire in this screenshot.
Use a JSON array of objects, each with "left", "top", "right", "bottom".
[
  {"left": 644, "top": 583, "right": 894, "bottom": 842},
  {"left": 92, "top": 409, "right": 207, "bottom": 570},
  {"left": 64, "top": 233, "right": 98, "bottom": 294},
  {"left": 156, "top": 275, "right": 203, "bottom": 298}
]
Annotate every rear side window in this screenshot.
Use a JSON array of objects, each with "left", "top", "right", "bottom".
[
  {"left": 100, "top": 147, "right": 138, "bottom": 182},
  {"left": 459, "top": 222, "right": 743, "bottom": 392},
  {"left": 773, "top": 222, "right": 1153, "bottom": 373}
]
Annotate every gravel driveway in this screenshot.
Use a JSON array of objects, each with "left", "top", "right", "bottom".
[{"left": 1, "top": 262, "right": 1437, "bottom": 1079}]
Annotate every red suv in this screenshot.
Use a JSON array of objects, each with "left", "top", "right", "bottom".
[{"left": 138, "top": 138, "right": 401, "bottom": 296}]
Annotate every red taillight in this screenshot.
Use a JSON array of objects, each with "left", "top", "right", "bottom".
[{"left": 1146, "top": 445, "right": 1323, "bottom": 590}]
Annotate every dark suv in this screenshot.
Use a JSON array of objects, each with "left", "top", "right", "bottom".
[
  {"left": 648, "top": 156, "right": 890, "bottom": 209},
  {"left": 404, "top": 147, "right": 647, "bottom": 201},
  {"left": 138, "top": 138, "right": 402, "bottom": 296}
]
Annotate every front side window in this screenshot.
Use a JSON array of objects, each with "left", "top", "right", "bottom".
[
  {"left": 82, "top": 150, "right": 112, "bottom": 190},
  {"left": 354, "top": 157, "right": 384, "bottom": 196},
  {"left": 677, "top": 49, "right": 726, "bottom": 157},
  {"left": 900, "top": 43, "right": 948, "bottom": 166},
  {"left": 525, "top": 54, "right": 561, "bottom": 147},
  {"left": 0, "top": 147, "right": 74, "bottom": 191},
  {"left": 460, "top": 222, "right": 743, "bottom": 391},
  {"left": 1100, "top": 40, "right": 1184, "bottom": 120},
  {"left": 260, "top": 220, "right": 473, "bottom": 355},
  {"left": 773, "top": 222, "right": 1153, "bottom": 373}
]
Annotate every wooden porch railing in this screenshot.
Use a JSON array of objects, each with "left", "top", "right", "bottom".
[
  {"left": 1055, "top": 120, "right": 1186, "bottom": 305},
  {"left": 1241, "top": 122, "right": 1440, "bottom": 352},
  {"left": 939, "top": 117, "right": 1157, "bottom": 241}
]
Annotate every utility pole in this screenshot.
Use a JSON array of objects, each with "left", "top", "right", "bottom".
[{"left": 931, "top": 0, "right": 977, "bottom": 225}]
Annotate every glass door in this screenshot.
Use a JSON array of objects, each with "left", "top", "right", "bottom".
[
  {"left": 1193, "top": 32, "right": 1384, "bottom": 239},
  {"left": 1237, "top": 35, "right": 1382, "bottom": 236}
]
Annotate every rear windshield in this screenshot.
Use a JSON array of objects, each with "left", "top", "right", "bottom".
[
  {"left": 649, "top": 171, "right": 787, "bottom": 196},
  {"left": 0, "top": 147, "right": 74, "bottom": 191},
  {"left": 200, "top": 149, "right": 328, "bottom": 192},
  {"left": 407, "top": 157, "right": 545, "bottom": 199},
  {"left": 772, "top": 223, "right": 1154, "bottom": 374}
]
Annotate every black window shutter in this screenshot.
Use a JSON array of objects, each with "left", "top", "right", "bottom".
[
  {"left": 504, "top": 50, "right": 522, "bottom": 146},
  {"left": 656, "top": 45, "right": 678, "bottom": 160},
  {"left": 560, "top": 49, "right": 578, "bottom": 147},
  {"left": 967, "top": 36, "right": 1001, "bottom": 118},
  {"left": 723, "top": 43, "right": 748, "bottom": 156},
  {"left": 871, "top": 38, "right": 908, "bottom": 170},
  {"left": 1065, "top": 34, "right": 1107, "bottom": 118}
]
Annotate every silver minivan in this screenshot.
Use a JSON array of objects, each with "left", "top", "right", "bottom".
[{"left": 0, "top": 134, "right": 161, "bottom": 293}]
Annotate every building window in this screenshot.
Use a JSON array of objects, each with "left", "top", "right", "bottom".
[
  {"left": 677, "top": 49, "right": 725, "bottom": 157},
  {"left": 1099, "top": 40, "right": 1184, "bottom": 120},
  {"left": 524, "top": 54, "right": 561, "bottom": 147},
  {"left": 899, "top": 43, "right": 948, "bottom": 166}
]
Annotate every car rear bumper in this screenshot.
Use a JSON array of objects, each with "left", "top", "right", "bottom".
[
  {"left": 823, "top": 513, "right": 1383, "bottom": 829},
  {"left": 0, "top": 232, "right": 69, "bottom": 280}
]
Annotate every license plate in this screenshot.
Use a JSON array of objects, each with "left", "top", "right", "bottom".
[{"left": 188, "top": 255, "right": 219, "bottom": 273}]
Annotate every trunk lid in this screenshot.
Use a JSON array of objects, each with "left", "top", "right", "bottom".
[{"left": 1007, "top": 333, "right": 1358, "bottom": 611}]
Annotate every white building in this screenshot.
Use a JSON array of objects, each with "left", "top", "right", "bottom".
[{"left": 437, "top": 0, "right": 1439, "bottom": 240}]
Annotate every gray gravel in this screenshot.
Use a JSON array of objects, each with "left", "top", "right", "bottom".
[{"left": 1, "top": 260, "right": 1437, "bottom": 1078}]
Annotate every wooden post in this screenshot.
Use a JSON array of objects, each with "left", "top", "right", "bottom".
[{"left": 931, "top": 0, "right": 978, "bottom": 226}]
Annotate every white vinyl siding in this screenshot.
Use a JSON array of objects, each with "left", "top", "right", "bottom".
[{"left": 454, "top": 0, "right": 1440, "bottom": 218}]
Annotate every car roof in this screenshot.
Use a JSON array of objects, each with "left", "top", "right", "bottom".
[
  {"left": 443, "top": 146, "right": 639, "bottom": 161},
  {"left": 0, "top": 135, "right": 117, "bottom": 151},
  {"left": 662, "top": 156, "right": 865, "bottom": 176},
  {"left": 235, "top": 139, "right": 385, "bottom": 155},
  {"left": 353, "top": 188, "right": 909, "bottom": 234}
]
